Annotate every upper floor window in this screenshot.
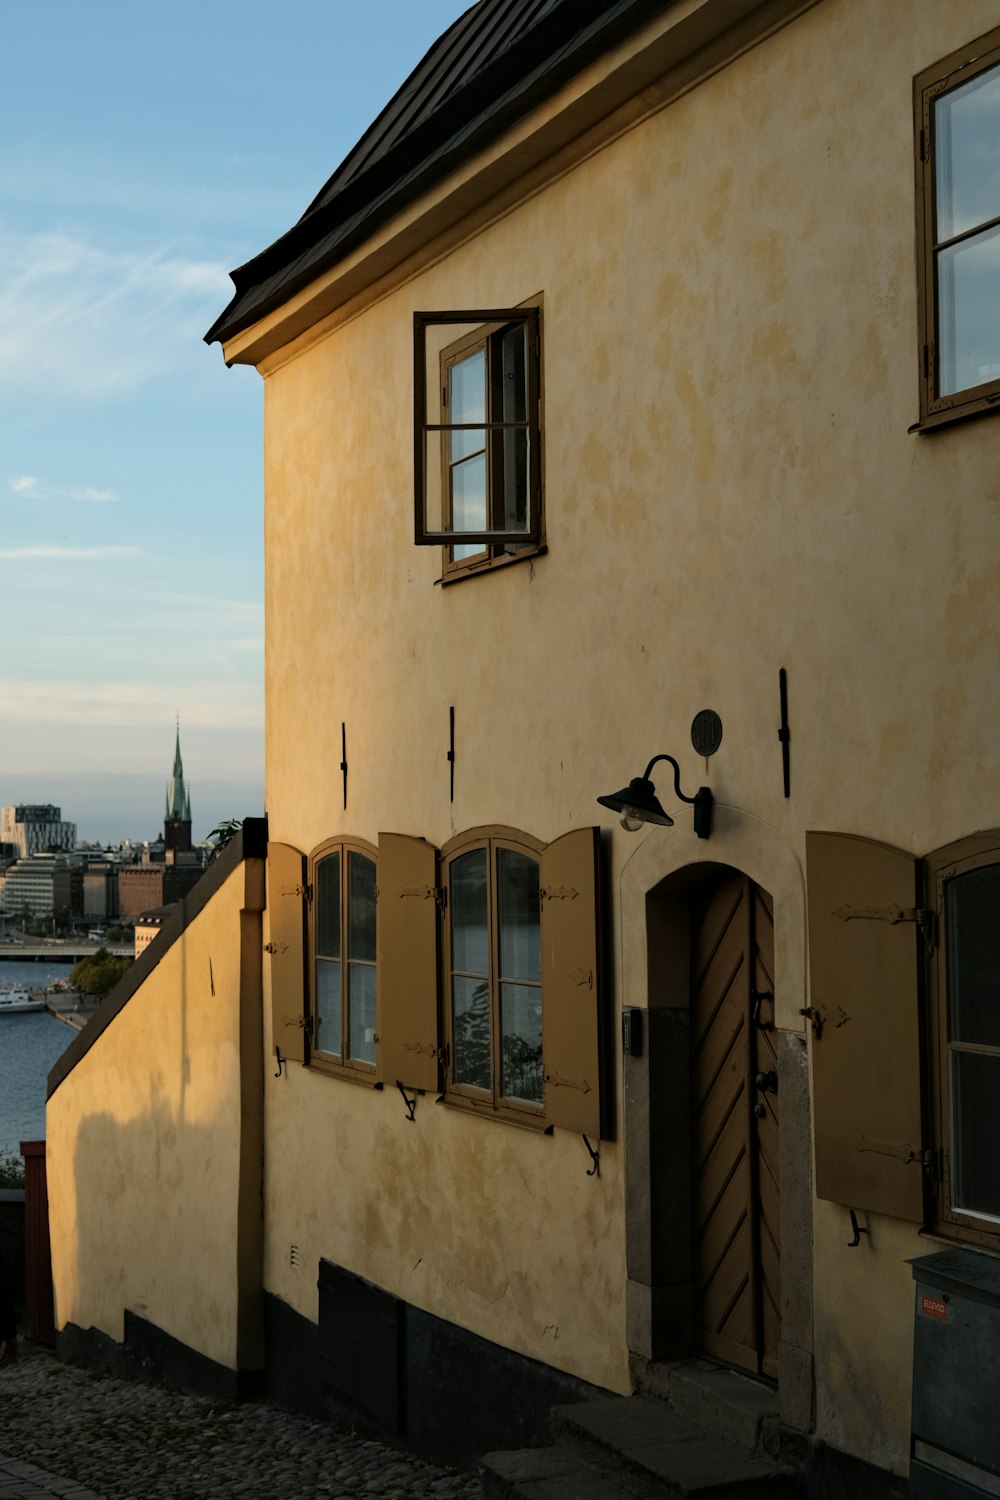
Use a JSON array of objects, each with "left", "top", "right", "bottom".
[
  {"left": 916, "top": 27, "right": 1000, "bottom": 426},
  {"left": 413, "top": 306, "right": 542, "bottom": 579},
  {"left": 311, "top": 838, "right": 377, "bottom": 1077}
]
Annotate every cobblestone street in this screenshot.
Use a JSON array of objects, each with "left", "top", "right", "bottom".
[{"left": 0, "top": 1344, "right": 482, "bottom": 1500}]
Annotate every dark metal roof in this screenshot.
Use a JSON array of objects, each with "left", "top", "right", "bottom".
[{"left": 206, "top": 0, "right": 669, "bottom": 347}]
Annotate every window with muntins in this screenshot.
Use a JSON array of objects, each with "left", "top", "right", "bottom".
[
  {"left": 916, "top": 26, "right": 1000, "bottom": 426},
  {"left": 445, "top": 830, "right": 545, "bottom": 1120},
  {"left": 413, "top": 307, "right": 542, "bottom": 577},
  {"left": 928, "top": 838, "right": 1000, "bottom": 1242},
  {"left": 311, "top": 838, "right": 377, "bottom": 1077}
]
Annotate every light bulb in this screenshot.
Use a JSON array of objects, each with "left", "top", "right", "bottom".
[{"left": 620, "top": 806, "right": 644, "bottom": 833}]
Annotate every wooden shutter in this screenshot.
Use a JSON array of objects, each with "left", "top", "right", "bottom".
[
  {"left": 541, "top": 826, "right": 603, "bottom": 1138},
  {"left": 806, "top": 831, "right": 926, "bottom": 1222},
  {"left": 377, "top": 833, "right": 441, "bottom": 1091},
  {"left": 267, "top": 841, "right": 309, "bottom": 1065}
]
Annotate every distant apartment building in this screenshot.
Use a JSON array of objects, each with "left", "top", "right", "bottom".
[
  {"left": 83, "top": 863, "right": 119, "bottom": 922},
  {"left": 134, "top": 905, "right": 175, "bottom": 957},
  {"left": 0, "top": 852, "right": 66, "bottom": 918},
  {"left": 1, "top": 804, "right": 76, "bottom": 856},
  {"left": 117, "top": 863, "right": 203, "bottom": 922}
]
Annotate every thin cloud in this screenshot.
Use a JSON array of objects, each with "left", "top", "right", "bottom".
[
  {"left": 9, "top": 474, "right": 119, "bottom": 503},
  {"left": 0, "top": 544, "right": 140, "bottom": 560},
  {"left": 0, "top": 226, "right": 233, "bottom": 400}
]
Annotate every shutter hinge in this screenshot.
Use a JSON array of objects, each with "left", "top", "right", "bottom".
[
  {"left": 832, "top": 902, "right": 936, "bottom": 949},
  {"left": 543, "top": 1069, "right": 592, "bottom": 1094},
  {"left": 379, "top": 883, "right": 446, "bottom": 909},
  {"left": 280, "top": 882, "right": 311, "bottom": 903},
  {"left": 540, "top": 884, "right": 579, "bottom": 903},
  {"left": 855, "top": 1134, "right": 922, "bottom": 1165}
]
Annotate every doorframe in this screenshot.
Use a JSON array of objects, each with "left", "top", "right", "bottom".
[{"left": 620, "top": 830, "right": 814, "bottom": 1435}]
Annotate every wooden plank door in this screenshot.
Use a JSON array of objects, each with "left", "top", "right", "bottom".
[{"left": 691, "top": 872, "right": 780, "bottom": 1379}]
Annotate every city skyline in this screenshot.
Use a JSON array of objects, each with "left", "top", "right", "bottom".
[{"left": 1, "top": 0, "right": 466, "bottom": 843}]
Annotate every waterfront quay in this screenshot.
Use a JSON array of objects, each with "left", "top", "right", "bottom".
[{"left": 0, "top": 1343, "right": 481, "bottom": 1500}]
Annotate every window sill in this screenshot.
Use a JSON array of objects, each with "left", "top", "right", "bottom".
[
  {"left": 918, "top": 1221, "right": 1000, "bottom": 1254},
  {"left": 910, "top": 393, "right": 1000, "bottom": 433},
  {"left": 437, "top": 543, "right": 546, "bottom": 587},
  {"left": 436, "top": 1092, "right": 552, "bottom": 1134},
  {"left": 308, "top": 1055, "right": 381, "bottom": 1089}
]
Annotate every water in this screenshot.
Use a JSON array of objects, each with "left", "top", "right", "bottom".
[{"left": 0, "top": 962, "right": 76, "bottom": 1163}]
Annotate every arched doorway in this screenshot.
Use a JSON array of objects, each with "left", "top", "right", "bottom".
[{"left": 691, "top": 870, "right": 779, "bottom": 1378}]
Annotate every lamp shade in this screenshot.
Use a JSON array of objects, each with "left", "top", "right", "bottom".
[{"left": 596, "top": 776, "right": 674, "bottom": 827}]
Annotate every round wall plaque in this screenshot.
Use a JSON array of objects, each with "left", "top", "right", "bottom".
[{"left": 691, "top": 709, "right": 723, "bottom": 757}]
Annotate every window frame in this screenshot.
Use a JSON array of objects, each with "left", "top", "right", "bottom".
[
  {"left": 915, "top": 25, "right": 1000, "bottom": 430},
  {"left": 307, "top": 835, "right": 379, "bottom": 1085},
  {"left": 413, "top": 305, "right": 543, "bottom": 579},
  {"left": 441, "top": 825, "right": 547, "bottom": 1127},
  {"left": 926, "top": 831, "right": 1000, "bottom": 1247}
]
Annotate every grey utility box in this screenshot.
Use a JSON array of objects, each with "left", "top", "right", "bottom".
[{"left": 909, "top": 1249, "right": 1000, "bottom": 1498}]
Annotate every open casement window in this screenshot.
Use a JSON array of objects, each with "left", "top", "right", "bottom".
[
  {"left": 376, "top": 832, "right": 442, "bottom": 1093},
  {"left": 413, "top": 308, "right": 541, "bottom": 575},
  {"left": 267, "top": 842, "right": 309, "bottom": 1066},
  {"left": 805, "top": 831, "right": 928, "bottom": 1223},
  {"left": 915, "top": 25, "right": 1000, "bottom": 427},
  {"left": 442, "top": 824, "right": 605, "bottom": 1135},
  {"left": 309, "top": 838, "right": 378, "bottom": 1081},
  {"left": 926, "top": 832, "right": 1000, "bottom": 1246}
]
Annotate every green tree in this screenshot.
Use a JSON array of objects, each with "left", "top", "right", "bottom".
[
  {"left": 0, "top": 1153, "right": 24, "bottom": 1189},
  {"left": 69, "top": 948, "right": 133, "bottom": 1000}
]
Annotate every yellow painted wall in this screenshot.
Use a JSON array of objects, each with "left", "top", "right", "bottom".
[
  {"left": 250, "top": 0, "right": 1000, "bottom": 1472},
  {"left": 47, "top": 859, "right": 263, "bottom": 1372}
]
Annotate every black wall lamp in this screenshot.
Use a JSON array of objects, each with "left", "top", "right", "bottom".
[{"left": 597, "top": 754, "right": 713, "bottom": 839}]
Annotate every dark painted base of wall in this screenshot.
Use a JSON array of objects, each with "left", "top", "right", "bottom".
[
  {"left": 58, "top": 1312, "right": 264, "bottom": 1405},
  {"left": 266, "top": 1284, "right": 608, "bottom": 1470},
  {"left": 804, "top": 1442, "right": 909, "bottom": 1500}
]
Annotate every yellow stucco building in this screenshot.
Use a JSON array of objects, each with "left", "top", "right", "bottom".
[{"left": 47, "top": 2, "right": 1000, "bottom": 1494}]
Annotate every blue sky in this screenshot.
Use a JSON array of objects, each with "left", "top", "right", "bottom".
[{"left": 1, "top": 0, "right": 466, "bottom": 844}]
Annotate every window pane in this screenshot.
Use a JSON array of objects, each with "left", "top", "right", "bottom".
[
  {"left": 453, "top": 975, "right": 491, "bottom": 1090},
  {"left": 450, "top": 348, "right": 486, "bottom": 460},
  {"left": 451, "top": 451, "right": 487, "bottom": 532},
  {"left": 498, "top": 848, "right": 540, "bottom": 981},
  {"left": 934, "top": 64, "right": 1000, "bottom": 241},
  {"left": 500, "top": 323, "right": 527, "bottom": 423},
  {"left": 951, "top": 1049, "right": 1000, "bottom": 1218},
  {"left": 348, "top": 962, "right": 376, "bottom": 1065},
  {"left": 501, "top": 982, "right": 543, "bottom": 1104},
  {"left": 937, "top": 224, "right": 1000, "bottom": 394},
  {"left": 500, "top": 428, "right": 529, "bottom": 534},
  {"left": 315, "top": 957, "right": 342, "bottom": 1057},
  {"left": 451, "top": 849, "right": 488, "bottom": 974},
  {"left": 946, "top": 864, "right": 1000, "bottom": 1046},
  {"left": 316, "top": 852, "right": 340, "bottom": 960},
  {"left": 348, "top": 853, "right": 376, "bottom": 964}
]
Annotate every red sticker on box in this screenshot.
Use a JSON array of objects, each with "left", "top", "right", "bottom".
[{"left": 921, "top": 1295, "right": 949, "bottom": 1321}]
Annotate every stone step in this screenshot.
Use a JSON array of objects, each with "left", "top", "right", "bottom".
[
  {"left": 666, "top": 1361, "right": 781, "bottom": 1454},
  {"left": 482, "top": 1396, "right": 803, "bottom": 1500}
]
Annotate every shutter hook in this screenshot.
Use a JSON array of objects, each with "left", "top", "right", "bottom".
[
  {"left": 274, "top": 1049, "right": 286, "bottom": 1079},
  {"left": 396, "top": 1082, "right": 418, "bottom": 1122},
  {"left": 582, "top": 1135, "right": 600, "bottom": 1177},
  {"left": 847, "top": 1208, "right": 869, "bottom": 1248}
]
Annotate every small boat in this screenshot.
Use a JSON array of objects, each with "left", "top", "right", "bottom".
[{"left": 0, "top": 987, "right": 48, "bottom": 1015}]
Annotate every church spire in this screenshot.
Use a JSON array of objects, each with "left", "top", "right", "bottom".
[{"left": 165, "top": 720, "right": 192, "bottom": 830}]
